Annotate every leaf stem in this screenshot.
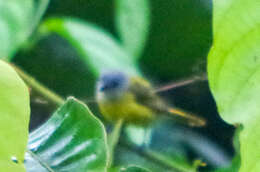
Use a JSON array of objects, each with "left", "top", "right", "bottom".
[
  {"left": 27, "top": 150, "right": 55, "bottom": 172},
  {"left": 12, "top": 64, "right": 65, "bottom": 106},
  {"left": 108, "top": 119, "right": 124, "bottom": 167}
]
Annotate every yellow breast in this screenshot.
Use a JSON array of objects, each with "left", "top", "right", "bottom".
[{"left": 98, "top": 92, "right": 155, "bottom": 125}]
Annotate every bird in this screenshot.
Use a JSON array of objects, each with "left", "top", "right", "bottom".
[{"left": 96, "top": 71, "right": 206, "bottom": 127}]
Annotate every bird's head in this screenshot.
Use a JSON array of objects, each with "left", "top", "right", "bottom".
[{"left": 96, "top": 71, "right": 129, "bottom": 101}]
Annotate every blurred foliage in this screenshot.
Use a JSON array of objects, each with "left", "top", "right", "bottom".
[
  {"left": 0, "top": 61, "right": 30, "bottom": 172},
  {"left": 42, "top": 17, "right": 139, "bottom": 76},
  {"left": 208, "top": 0, "right": 260, "bottom": 171},
  {"left": 140, "top": 0, "right": 212, "bottom": 81},
  {"left": 115, "top": 0, "right": 150, "bottom": 59},
  {"left": 0, "top": 0, "right": 34, "bottom": 58},
  {"left": 2, "top": 0, "right": 256, "bottom": 171}
]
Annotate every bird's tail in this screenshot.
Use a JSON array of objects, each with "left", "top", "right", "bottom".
[{"left": 167, "top": 108, "right": 206, "bottom": 127}]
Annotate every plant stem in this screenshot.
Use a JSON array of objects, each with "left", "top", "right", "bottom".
[
  {"left": 27, "top": 150, "right": 55, "bottom": 172},
  {"left": 108, "top": 119, "right": 124, "bottom": 167},
  {"left": 13, "top": 64, "right": 65, "bottom": 106}
]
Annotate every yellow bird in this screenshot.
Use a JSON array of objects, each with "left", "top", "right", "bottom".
[{"left": 96, "top": 71, "right": 206, "bottom": 127}]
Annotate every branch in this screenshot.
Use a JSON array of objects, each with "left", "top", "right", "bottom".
[
  {"left": 155, "top": 75, "right": 207, "bottom": 93},
  {"left": 13, "top": 64, "right": 65, "bottom": 106}
]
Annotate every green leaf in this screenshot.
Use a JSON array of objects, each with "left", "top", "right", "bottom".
[
  {"left": 115, "top": 0, "right": 150, "bottom": 59},
  {"left": 25, "top": 98, "right": 108, "bottom": 172},
  {"left": 41, "top": 18, "right": 140, "bottom": 77},
  {"left": 120, "top": 166, "right": 150, "bottom": 172},
  {"left": 208, "top": 0, "right": 260, "bottom": 171},
  {"left": 0, "top": 60, "right": 30, "bottom": 171},
  {"left": 0, "top": 0, "right": 34, "bottom": 59}
]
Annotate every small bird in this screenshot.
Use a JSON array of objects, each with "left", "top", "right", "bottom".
[{"left": 96, "top": 71, "right": 206, "bottom": 127}]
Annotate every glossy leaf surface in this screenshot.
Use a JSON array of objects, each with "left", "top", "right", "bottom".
[{"left": 25, "top": 98, "right": 108, "bottom": 172}]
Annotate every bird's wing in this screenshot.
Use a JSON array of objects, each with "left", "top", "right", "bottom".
[
  {"left": 128, "top": 76, "right": 206, "bottom": 127},
  {"left": 128, "top": 76, "right": 168, "bottom": 113}
]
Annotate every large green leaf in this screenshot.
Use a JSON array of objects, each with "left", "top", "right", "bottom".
[
  {"left": 25, "top": 98, "right": 108, "bottom": 172},
  {"left": 41, "top": 18, "right": 139, "bottom": 77},
  {"left": 208, "top": 0, "right": 260, "bottom": 171},
  {"left": 0, "top": 60, "right": 30, "bottom": 171},
  {"left": 115, "top": 0, "right": 150, "bottom": 59},
  {"left": 0, "top": 0, "right": 34, "bottom": 59}
]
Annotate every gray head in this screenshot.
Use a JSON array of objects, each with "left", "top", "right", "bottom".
[{"left": 96, "top": 71, "right": 129, "bottom": 100}]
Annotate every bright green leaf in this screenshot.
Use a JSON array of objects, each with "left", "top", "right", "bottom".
[
  {"left": 0, "top": 60, "right": 30, "bottom": 171},
  {"left": 0, "top": 0, "right": 34, "bottom": 59},
  {"left": 120, "top": 166, "right": 150, "bottom": 172},
  {"left": 41, "top": 18, "right": 140, "bottom": 77},
  {"left": 25, "top": 97, "right": 108, "bottom": 172},
  {"left": 208, "top": 0, "right": 260, "bottom": 171},
  {"left": 115, "top": 0, "right": 150, "bottom": 59}
]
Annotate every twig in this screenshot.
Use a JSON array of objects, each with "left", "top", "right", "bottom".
[
  {"left": 13, "top": 64, "right": 65, "bottom": 106},
  {"left": 155, "top": 75, "right": 208, "bottom": 93}
]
